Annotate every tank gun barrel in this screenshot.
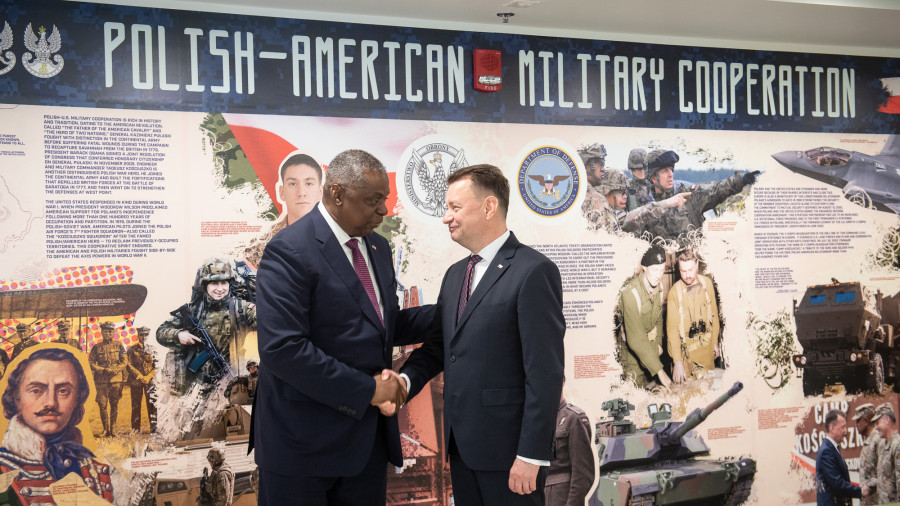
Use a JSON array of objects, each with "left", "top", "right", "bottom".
[{"left": 664, "top": 382, "right": 743, "bottom": 443}]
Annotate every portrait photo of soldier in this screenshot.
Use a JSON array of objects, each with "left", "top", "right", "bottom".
[
  {"left": 579, "top": 143, "right": 608, "bottom": 187},
  {"left": 53, "top": 319, "right": 82, "bottom": 351},
  {"left": 625, "top": 148, "right": 654, "bottom": 211},
  {"left": 157, "top": 257, "right": 257, "bottom": 395},
  {"left": 202, "top": 447, "right": 234, "bottom": 506},
  {"left": 10, "top": 322, "right": 38, "bottom": 362},
  {"left": 242, "top": 152, "right": 324, "bottom": 268},
  {"left": 617, "top": 245, "right": 673, "bottom": 390},
  {"left": 0, "top": 347, "right": 114, "bottom": 504},
  {"left": 666, "top": 248, "right": 723, "bottom": 383},
  {"left": 88, "top": 321, "right": 127, "bottom": 437},
  {"left": 640, "top": 149, "right": 760, "bottom": 241},
  {"left": 126, "top": 326, "right": 157, "bottom": 433}
]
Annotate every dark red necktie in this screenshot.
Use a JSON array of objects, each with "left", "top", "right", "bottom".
[
  {"left": 457, "top": 254, "right": 482, "bottom": 322},
  {"left": 347, "top": 239, "right": 383, "bottom": 326}
]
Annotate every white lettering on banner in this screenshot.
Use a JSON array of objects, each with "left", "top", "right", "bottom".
[{"left": 102, "top": 22, "right": 857, "bottom": 118}]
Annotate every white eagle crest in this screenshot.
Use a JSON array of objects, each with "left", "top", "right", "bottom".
[
  {"left": 0, "top": 21, "right": 14, "bottom": 76},
  {"left": 23, "top": 22, "right": 64, "bottom": 78}
]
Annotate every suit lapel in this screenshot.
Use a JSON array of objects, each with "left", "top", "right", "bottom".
[
  {"left": 364, "top": 235, "right": 392, "bottom": 334},
  {"left": 453, "top": 233, "right": 518, "bottom": 337},
  {"left": 312, "top": 209, "right": 384, "bottom": 332}
]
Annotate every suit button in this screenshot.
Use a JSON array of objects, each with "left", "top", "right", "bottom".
[{"left": 450, "top": 355, "right": 456, "bottom": 362}]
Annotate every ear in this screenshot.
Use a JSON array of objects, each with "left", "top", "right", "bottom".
[
  {"left": 330, "top": 183, "right": 344, "bottom": 205},
  {"left": 483, "top": 195, "right": 499, "bottom": 220}
]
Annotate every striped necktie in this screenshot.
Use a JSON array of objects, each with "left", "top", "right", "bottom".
[
  {"left": 457, "top": 254, "right": 482, "bottom": 322},
  {"left": 347, "top": 238, "right": 383, "bottom": 326}
]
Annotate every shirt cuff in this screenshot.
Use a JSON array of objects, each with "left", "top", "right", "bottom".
[
  {"left": 399, "top": 373, "right": 411, "bottom": 397},
  {"left": 517, "top": 455, "right": 550, "bottom": 467}
]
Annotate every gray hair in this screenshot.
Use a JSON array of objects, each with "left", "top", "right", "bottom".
[{"left": 325, "top": 150, "right": 387, "bottom": 190}]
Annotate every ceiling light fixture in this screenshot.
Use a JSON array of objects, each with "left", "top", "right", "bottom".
[{"left": 497, "top": 12, "right": 515, "bottom": 23}]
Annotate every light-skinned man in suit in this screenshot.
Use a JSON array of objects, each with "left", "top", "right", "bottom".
[
  {"left": 252, "top": 149, "right": 434, "bottom": 506},
  {"left": 400, "top": 164, "right": 566, "bottom": 505},
  {"left": 816, "top": 409, "right": 867, "bottom": 505}
]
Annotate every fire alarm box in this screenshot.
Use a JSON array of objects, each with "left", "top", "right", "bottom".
[{"left": 474, "top": 49, "right": 502, "bottom": 92}]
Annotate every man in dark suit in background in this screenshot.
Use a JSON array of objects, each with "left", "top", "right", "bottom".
[
  {"left": 816, "top": 409, "right": 867, "bottom": 505},
  {"left": 400, "top": 164, "right": 565, "bottom": 506},
  {"left": 252, "top": 149, "right": 435, "bottom": 506}
]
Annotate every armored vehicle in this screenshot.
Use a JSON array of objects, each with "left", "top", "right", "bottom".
[
  {"left": 590, "top": 382, "right": 755, "bottom": 506},
  {"left": 791, "top": 281, "right": 900, "bottom": 396}
]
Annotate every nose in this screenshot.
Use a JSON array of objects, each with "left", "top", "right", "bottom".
[
  {"left": 442, "top": 210, "right": 452, "bottom": 224},
  {"left": 376, "top": 200, "right": 388, "bottom": 216}
]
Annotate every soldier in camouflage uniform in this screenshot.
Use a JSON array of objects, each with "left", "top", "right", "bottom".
[
  {"left": 618, "top": 246, "right": 673, "bottom": 390},
  {"left": 89, "top": 321, "right": 127, "bottom": 437},
  {"left": 127, "top": 326, "right": 157, "bottom": 433},
  {"left": 640, "top": 149, "right": 760, "bottom": 241},
  {"left": 242, "top": 153, "right": 323, "bottom": 268},
  {"left": 204, "top": 448, "right": 234, "bottom": 506},
  {"left": 579, "top": 143, "right": 607, "bottom": 187},
  {"left": 583, "top": 169, "right": 690, "bottom": 234},
  {"left": 626, "top": 148, "right": 655, "bottom": 212},
  {"left": 854, "top": 403, "right": 881, "bottom": 505},
  {"left": 157, "top": 258, "right": 257, "bottom": 394},
  {"left": 873, "top": 402, "right": 900, "bottom": 504}
]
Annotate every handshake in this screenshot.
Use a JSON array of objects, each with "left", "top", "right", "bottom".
[{"left": 370, "top": 369, "right": 408, "bottom": 416}]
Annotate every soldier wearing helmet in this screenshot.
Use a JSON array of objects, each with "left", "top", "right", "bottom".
[
  {"left": 642, "top": 149, "right": 760, "bottom": 241},
  {"left": 205, "top": 447, "right": 235, "bottom": 505},
  {"left": 127, "top": 326, "right": 157, "bottom": 433},
  {"left": 582, "top": 169, "right": 691, "bottom": 234},
  {"left": 626, "top": 148, "right": 655, "bottom": 211},
  {"left": 579, "top": 143, "right": 608, "bottom": 187},
  {"left": 246, "top": 360, "right": 259, "bottom": 400},
  {"left": 157, "top": 258, "right": 257, "bottom": 394}
]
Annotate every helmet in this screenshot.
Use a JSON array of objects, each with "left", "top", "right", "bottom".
[
  {"left": 578, "top": 143, "right": 607, "bottom": 166},
  {"left": 597, "top": 170, "right": 628, "bottom": 196},
  {"left": 645, "top": 149, "right": 680, "bottom": 181},
  {"left": 246, "top": 360, "right": 258, "bottom": 370},
  {"left": 207, "top": 448, "right": 225, "bottom": 465},
  {"left": 199, "top": 258, "right": 234, "bottom": 283},
  {"left": 627, "top": 149, "right": 647, "bottom": 171},
  {"left": 136, "top": 326, "right": 152, "bottom": 336}
]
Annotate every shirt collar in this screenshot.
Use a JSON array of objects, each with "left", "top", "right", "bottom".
[
  {"left": 317, "top": 201, "right": 359, "bottom": 244},
  {"left": 472, "top": 230, "right": 510, "bottom": 266}
]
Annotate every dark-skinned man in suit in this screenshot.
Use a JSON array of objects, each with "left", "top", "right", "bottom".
[
  {"left": 400, "top": 164, "right": 565, "bottom": 506},
  {"left": 252, "top": 149, "right": 434, "bottom": 506}
]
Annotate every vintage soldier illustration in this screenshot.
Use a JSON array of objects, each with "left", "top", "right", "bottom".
[
  {"left": 582, "top": 169, "right": 689, "bottom": 234},
  {"left": 666, "top": 249, "right": 721, "bottom": 382},
  {"left": 157, "top": 258, "right": 257, "bottom": 394},
  {"left": 53, "top": 319, "right": 81, "bottom": 350},
  {"left": 0, "top": 347, "right": 115, "bottom": 504},
  {"left": 545, "top": 385, "right": 594, "bottom": 506},
  {"left": 641, "top": 149, "right": 760, "bottom": 241},
  {"left": 626, "top": 148, "right": 654, "bottom": 211},
  {"left": 202, "top": 447, "right": 234, "bottom": 506},
  {"left": 89, "top": 321, "right": 127, "bottom": 437},
  {"left": 854, "top": 403, "right": 881, "bottom": 505},
  {"left": 873, "top": 402, "right": 900, "bottom": 504},
  {"left": 618, "top": 245, "right": 673, "bottom": 390},
  {"left": 127, "top": 326, "right": 157, "bottom": 433}
]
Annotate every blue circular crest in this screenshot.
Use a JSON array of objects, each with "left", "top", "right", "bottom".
[{"left": 517, "top": 146, "right": 579, "bottom": 217}]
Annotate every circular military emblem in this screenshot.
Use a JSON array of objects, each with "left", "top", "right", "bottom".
[
  {"left": 398, "top": 136, "right": 469, "bottom": 219},
  {"left": 517, "top": 145, "right": 580, "bottom": 217}
]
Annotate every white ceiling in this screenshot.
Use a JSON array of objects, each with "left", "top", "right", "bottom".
[{"left": 99, "top": 0, "right": 900, "bottom": 57}]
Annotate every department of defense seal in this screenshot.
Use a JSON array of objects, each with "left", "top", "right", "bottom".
[
  {"left": 518, "top": 146, "right": 580, "bottom": 217},
  {"left": 400, "top": 140, "right": 468, "bottom": 218}
]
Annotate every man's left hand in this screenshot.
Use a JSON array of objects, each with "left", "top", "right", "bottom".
[{"left": 508, "top": 459, "right": 539, "bottom": 495}]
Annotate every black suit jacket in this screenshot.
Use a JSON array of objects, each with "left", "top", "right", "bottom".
[
  {"left": 401, "top": 232, "right": 565, "bottom": 470},
  {"left": 816, "top": 437, "right": 861, "bottom": 506},
  {"left": 251, "top": 206, "right": 434, "bottom": 477}
]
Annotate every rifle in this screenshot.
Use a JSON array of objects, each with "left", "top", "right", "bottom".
[
  {"left": 174, "top": 304, "right": 234, "bottom": 383},
  {"left": 197, "top": 467, "right": 213, "bottom": 506}
]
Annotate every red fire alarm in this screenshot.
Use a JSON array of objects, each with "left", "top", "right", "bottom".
[{"left": 474, "top": 49, "right": 502, "bottom": 92}]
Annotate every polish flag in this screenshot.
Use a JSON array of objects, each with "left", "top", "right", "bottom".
[{"left": 880, "top": 77, "right": 900, "bottom": 113}]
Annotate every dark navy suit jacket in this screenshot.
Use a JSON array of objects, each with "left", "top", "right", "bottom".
[
  {"left": 251, "top": 206, "right": 434, "bottom": 477},
  {"left": 401, "top": 232, "right": 565, "bottom": 471},
  {"left": 816, "top": 437, "right": 861, "bottom": 506}
]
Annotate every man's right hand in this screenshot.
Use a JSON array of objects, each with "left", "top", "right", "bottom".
[
  {"left": 176, "top": 330, "right": 201, "bottom": 345},
  {"left": 672, "top": 362, "right": 686, "bottom": 383},
  {"left": 371, "top": 369, "right": 408, "bottom": 415},
  {"left": 657, "top": 370, "right": 673, "bottom": 391},
  {"left": 662, "top": 192, "right": 691, "bottom": 208}
]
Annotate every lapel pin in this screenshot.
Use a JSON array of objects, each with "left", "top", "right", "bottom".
[
  {"left": 497, "top": 264, "right": 504, "bottom": 269},
  {"left": 372, "top": 244, "right": 377, "bottom": 250}
]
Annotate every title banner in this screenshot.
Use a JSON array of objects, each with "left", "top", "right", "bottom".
[{"left": 0, "top": 0, "right": 898, "bottom": 132}]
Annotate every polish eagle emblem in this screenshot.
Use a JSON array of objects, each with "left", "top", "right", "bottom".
[
  {"left": 0, "top": 21, "right": 14, "bottom": 76},
  {"left": 528, "top": 173, "right": 570, "bottom": 197},
  {"left": 408, "top": 147, "right": 468, "bottom": 217},
  {"left": 23, "top": 23, "right": 64, "bottom": 78}
]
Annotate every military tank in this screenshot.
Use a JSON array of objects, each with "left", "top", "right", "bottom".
[{"left": 590, "top": 382, "right": 755, "bottom": 506}]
